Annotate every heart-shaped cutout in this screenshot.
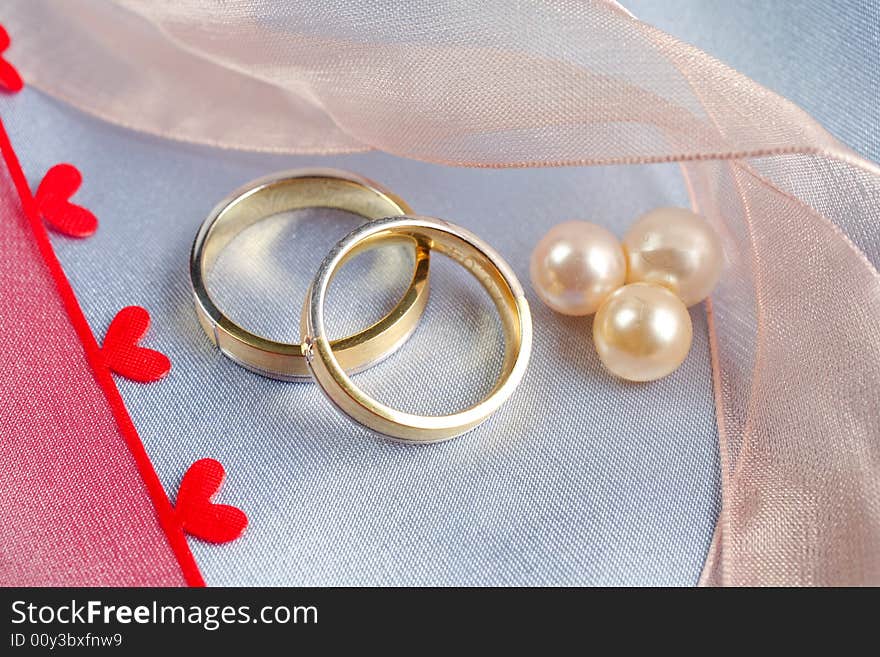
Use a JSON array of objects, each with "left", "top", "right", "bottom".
[
  {"left": 35, "top": 164, "right": 98, "bottom": 237},
  {"left": 101, "top": 306, "right": 171, "bottom": 382},
  {"left": 175, "top": 459, "right": 248, "bottom": 544},
  {"left": 0, "top": 25, "right": 23, "bottom": 93}
]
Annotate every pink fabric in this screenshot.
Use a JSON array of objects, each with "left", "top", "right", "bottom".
[
  {"left": 2, "top": 0, "right": 878, "bottom": 584},
  {"left": 0, "top": 146, "right": 186, "bottom": 586}
]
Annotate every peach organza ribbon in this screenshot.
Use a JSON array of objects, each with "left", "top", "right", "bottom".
[{"left": 5, "top": 0, "right": 878, "bottom": 585}]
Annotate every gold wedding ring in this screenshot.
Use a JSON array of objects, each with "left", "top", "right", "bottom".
[
  {"left": 302, "top": 216, "right": 532, "bottom": 442},
  {"left": 190, "top": 169, "right": 429, "bottom": 380}
]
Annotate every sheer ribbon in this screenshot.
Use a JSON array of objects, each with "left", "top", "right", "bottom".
[{"left": 4, "top": 0, "right": 878, "bottom": 585}]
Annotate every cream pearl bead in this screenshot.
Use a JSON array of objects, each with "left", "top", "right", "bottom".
[
  {"left": 530, "top": 221, "right": 626, "bottom": 316},
  {"left": 623, "top": 207, "right": 723, "bottom": 307},
  {"left": 593, "top": 283, "right": 693, "bottom": 382}
]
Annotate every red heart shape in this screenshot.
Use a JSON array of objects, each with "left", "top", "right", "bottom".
[
  {"left": 34, "top": 164, "right": 98, "bottom": 237},
  {"left": 175, "top": 459, "right": 248, "bottom": 544},
  {"left": 101, "top": 306, "right": 171, "bottom": 382},
  {"left": 0, "top": 25, "right": 23, "bottom": 93}
]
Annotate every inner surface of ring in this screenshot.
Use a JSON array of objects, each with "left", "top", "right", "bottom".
[
  {"left": 202, "top": 177, "right": 409, "bottom": 273},
  {"left": 212, "top": 208, "right": 414, "bottom": 345}
]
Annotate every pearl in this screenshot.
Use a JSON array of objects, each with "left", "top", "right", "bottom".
[
  {"left": 530, "top": 221, "right": 626, "bottom": 316},
  {"left": 592, "top": 283, "right": 692, "bottom": 382},
  {"left": 622, "top": 207, "right": 723, "bottom": 307}
]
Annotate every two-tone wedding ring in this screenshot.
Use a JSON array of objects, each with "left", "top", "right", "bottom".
[
  {"left": 301, "top": 216, "right": 532, "bottom": 443},
  {"left": 190, "top": 168, "right": 429, "bottom": 380}
]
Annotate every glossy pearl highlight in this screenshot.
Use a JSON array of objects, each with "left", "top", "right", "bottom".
[
  {"left": 530, "top": 221, "right": 626, "bottom": 316},
  {"left": 592, "top": 283, "right": 693, "bottom": 382},
  {"left": 622, "top": 207, "right": 723, "bottom": 307}
]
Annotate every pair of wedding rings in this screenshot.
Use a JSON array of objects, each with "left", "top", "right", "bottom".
[{"left": 190, "top": 169, "right": 531, "bottom": 443}]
